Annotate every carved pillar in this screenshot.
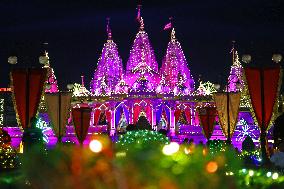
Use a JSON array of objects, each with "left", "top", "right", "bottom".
[{"left": 108, "top": 101, "right": 116, "bottom": 136}]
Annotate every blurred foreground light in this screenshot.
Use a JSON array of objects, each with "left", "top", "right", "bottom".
[
  {"left": 206, "top": 161, "right": 218, "bottom": 173},
  {"left": 248, "top": 170, "right": 254, "bottom": 177},
  {"left": 162, "top": 142, "right": 180, "bottom": 155},
  {"left": 266, "top": 172, "right": 272, "bottom": 177},
  {"left": 89, "top": 139, "right": 103, "bottom": 153},
  {"left": 272, "top": 173, "right": 279, "bottom": 180}
]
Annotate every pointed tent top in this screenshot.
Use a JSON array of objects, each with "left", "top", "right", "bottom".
[
  {"left": 106, "top": 17, "right": 112, "bottom": 40},
  {"left": 171, "top": 28, "right": 176, "bottom": 41}
]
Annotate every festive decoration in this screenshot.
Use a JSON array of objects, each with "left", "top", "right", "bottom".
[
  {"left": 227, "top": 47, "right": 244, "bottom": 92},
  {"left": 72, "top": 83, "right": 91, "bottom": 97},
  {"left": 0, "top": 129, "right": 18, "bottom": 169},
  {"left": 245, "top": 66, "right": 281, "bottom": 162},
  {"left": 72, "top": 107, "right": 92, "bottom": 144},
  {"left": 116, "top": 130, "right": 169, "bottom": 146},
  {"left": 160, "top": 28, "right": 195, "bottom": 93},
  {"left": 214, "top": 92, "right": 241, "bottom": 138},
  {"left": 90, "top": 19, "right": 123, "bottom": 96},
  {"left": 198, "top": 107, "right": 217, "bottom": 139},
  {"left": 35, "top": 117, "right": 50, "bottom": 143},
  {"left": 125, "top": 16, "right": 159, "bottom": 87},
  {"left": 11, "top": 68, "right": 47, "bottom": 130},
  {"left": 42, "top": 51, "right": 59, "bottom": 93},
  {"left": 197, "top": 81, "right": 217, "bottom": 96},
  {"left": 45, "top": 92, "right": 72, "bottom": 141},
  {"left": 235, "top": 118, "right": 257, "bottom": 142},
  {"left": 0, "top": 99, "right": 4, "bottom": 126}
]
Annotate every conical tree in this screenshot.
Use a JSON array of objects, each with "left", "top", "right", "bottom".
[
  {"left": 160, "top": 28, "right": 195, "bottom": 92},
  {"left": 90, "top": 19, "right": 123, "bottom": 95}
]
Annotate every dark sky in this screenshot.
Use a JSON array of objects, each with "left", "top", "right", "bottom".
[{"left": 1, "top": 0, "right": 284, "bottom": 89}]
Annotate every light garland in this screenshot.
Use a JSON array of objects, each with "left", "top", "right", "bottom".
[{"left": 0, "top": 99, "right": 4, "bottom": 126}]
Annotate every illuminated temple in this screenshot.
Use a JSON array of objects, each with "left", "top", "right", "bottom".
[{"left": 0, "top": 16, "right": 276, "bottom": 149}]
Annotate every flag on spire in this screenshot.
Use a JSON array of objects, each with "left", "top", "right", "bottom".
[
  {"left": 163, "top": 23, "right": 172, "bottom": 30},
  {"left": 136, "top": 5, "right": 142, "bottom": 22},
  {"left": 163, "top": 17, "right": 173, "bottom": 30}
]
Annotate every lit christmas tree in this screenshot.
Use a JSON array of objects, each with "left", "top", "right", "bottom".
[
  {"left": 90, "top": 18, "right": 123, "bottom": 95},
  {"left": 126, "top": 17, "right": 159, "bottom": 86},
  {"left": 227, "top": 44, "right": 244, "bottom": 92},
  {"left": 160, "top": 28, "right": 195, "bottom": 93},
  {"left": 42, "top": 51, "right": 59, "bottom": 93},
  {"left": 0, "top": 129, "right": 18, "bottom": 169}
]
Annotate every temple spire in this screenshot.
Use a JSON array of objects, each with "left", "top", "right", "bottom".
[
  {"left": 171, "top": 28, "right": 176, "bottom": 41},
  {"left": 139, "top": 17, "right": 144, "bottom": 31},
  {"left": 81, "top": 75, "right": 85, "bottom": 87}
]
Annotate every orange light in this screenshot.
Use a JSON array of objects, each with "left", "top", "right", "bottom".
[{"left": 206, "top": 161, "right": 218, "bottom": 173}]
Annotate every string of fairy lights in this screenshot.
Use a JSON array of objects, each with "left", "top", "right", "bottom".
[{"left": 0, "top": 99, "right": 4, "bottom": 126}]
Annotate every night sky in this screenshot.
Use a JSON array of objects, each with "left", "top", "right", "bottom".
[{"left": 1, "top": 0, "right": 284, "bottom": 89}]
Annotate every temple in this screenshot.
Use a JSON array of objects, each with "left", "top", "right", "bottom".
[{"left": 0, "top": 15, "right": 277, "bottom": 149}]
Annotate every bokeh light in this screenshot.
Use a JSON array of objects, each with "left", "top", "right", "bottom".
[
  {"left": 206, "top": 161, "right": 218, "bottom": 173},
  {"left": 89, "top": 139, "right": 103, "bottom": 153},
  {"left": 162, "top": 142, "right": 180, "bottom": 155}
]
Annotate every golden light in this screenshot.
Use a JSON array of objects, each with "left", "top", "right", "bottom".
[
  {"left": 89, "top": 139, "right": 103, "bottom": 153},
  {"left": 162, "top": 142, "right": 180, "bottom": 155},
  {"left": 206, "top": 161, "right": 218, "bottom": 173},
  {"left": 184, "top": 147, "right": 191, "bottom": 154}
]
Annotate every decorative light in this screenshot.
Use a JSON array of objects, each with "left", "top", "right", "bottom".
[
  {"left": 0, "top": 99, "right": 4, "bottom": 126},
  {"left": 248, "top": 170, "right": 254, "bottom": 177},
  {"left": 8, "top": 56, "right": 17, "bottom": 64},
  {"left": 206, "top": 161, "right": 218, "bottom": 173},
  {"left": 162, "top": 142, "right": 180, "bottom": 155},
  {"left": 272, "top": 172, "right": 279, "bottom": 180},
  {"left": 39, "top": 56, "right": 49, "bottom": 65},
  {"left": 89, "top": 139, "right": 103, "bottom": 153},
  {"left": 242, "top": 54, "right": 251, "bottom": 64},
  {"left": 266, "top": 172, "right": 272, "bottom": 177},
  {"left": 272, "top": 54, "right": 282, "bottom": 63}
]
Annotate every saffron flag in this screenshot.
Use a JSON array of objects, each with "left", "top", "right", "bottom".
[
  {"left": 163, "top": 22, "right": 172, "bottom": 30},
  {"left": 11, "top": 68, "right": 47, "bottom": 130},
  {"left": 45, "top": 92, "right": 72, "bottom": 139},
  {"left": 213, "top": 92, "right": 241, "bottom": 138}
]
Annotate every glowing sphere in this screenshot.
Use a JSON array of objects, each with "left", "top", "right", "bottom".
[
  {"left": 162, "top": 142, "right": 180, "bottom": 155},
  {"left": 266, "top": 172, "right": 272, "bottom": 177},
  {"left": 206, "top": 161, "right": 218, "bottom": 173},
  {"left": 272, "top": 173, "right": 279, "bottom": 180},
  {"left": 248, "top": 170, "right": 254, "bottom": 177},
  {"left": 89, "top": 140, "right": 103, "bottom": 153}
]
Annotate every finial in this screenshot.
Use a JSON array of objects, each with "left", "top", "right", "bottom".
[
  {"left": 231, "top": 40, "right": 236, "bottom": 64},
  {"left": 139, "top": 17, "right": 144, "bottom": 31},
  {"left": 106, "top": 17, "right": 112, "bottom": 40},
  {"left": 136, "top": 4, "right": 142, "bottom": 21},
  {"left": 171, "top": 28, "right": 176, "bottom": 41},
  {"left": 81, "top": 75, "right": 85, "bottom": 87}
]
